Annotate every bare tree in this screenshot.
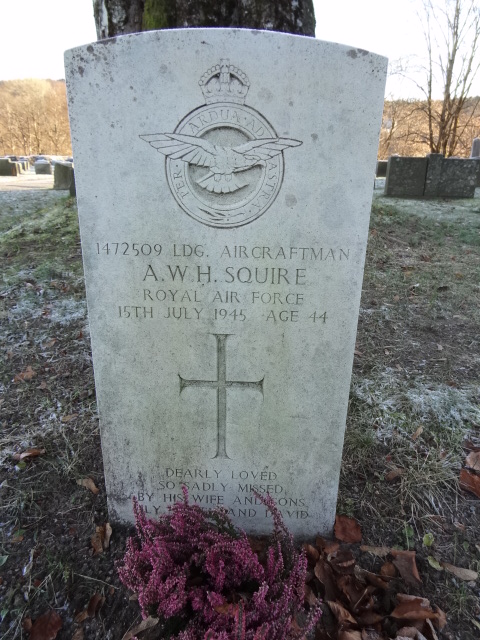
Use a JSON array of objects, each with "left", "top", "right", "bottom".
[
  {"left": 417, "top": 0, "right": 480, "bottom": 156},
  {"left": 0, "top": 80, "right": 72, "bottom": 155},
  {"left": 92, "top": 0, "right": 315, "bottom": 39}
]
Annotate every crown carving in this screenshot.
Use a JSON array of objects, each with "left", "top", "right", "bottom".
[{"left": 199, "top": 59, "right": 250, "bottom": 105}]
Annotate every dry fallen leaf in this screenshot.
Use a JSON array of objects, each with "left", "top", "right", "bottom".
[
  {"left": 12, "top": 448, "right": 46, "bottom": 462},
  {"left": 121, "top": 616, "right": 159, "bottom": 640},
  {"left": 303, "top": 543, "right": 319, "bottom": 564},
  {"left": 74, "top": 610, "right": 89, "bottom": 624},
  {"left": 315, "top": 536, "right": 340, "bottom": 554},
  {"left": 103, "top": 522, "right": 113, "bottom": 550},
  {"left": 87, "top": 593, "right": 105, "bottom": 617},
  {"left": 327, "top": 601, "right": 357, "bottom": 625},
  {"left": 465, "top": 451, "right": 480, "bottom": 472},
  {"left": 360, "top": 545, "right": 390, "bottom": 558},
  {"left": 433, "top": 606, "right": 447, "bottom": 631},
  {"left": 391, "top": 550, "right": 422, "bottom": 588},
  {"left": 441, "top": 562, "right": 478, "bottom": 582},
  {"left": 71, "top": 628, "right": 84, "bottom": 640},
  {"left": 354, "top": 566, "right": 390, "bottom": 589},
  {"left": 329, "top": 548, "right": 356, "bottom": 575},
  {"left": 77, "top": 477, "right": 99, "bottom": 495},
  {"left": 334, "top": 515, "right": 362, "bottom": 543},
  {"left": 61, "top": 413, "right": 78, "bottom": 423},
  {"left": 29, "top": 610, "right": 62, "bottom": 640},
  {"left": 314, "top": 559, "right": 339, "bottom": 601},
  {"left": 22, "top": 617, "right": 32, "bottom": 632},
  {"left": 412, "top": 426, "right": 423, "bottom": 441},
  {"left": 91, "top": 529, "right": 104, "bottom": 555},
  {"left": 304, "top": 583, "right": 319, "bottom": 607},
  {"left": 90, "top": 523, "right": 111, "bottom": 555},
  {"left": 385, "top": 467, "right": 405, "bottom": 482},
  {"left": 459, "top": 468, "right": 480, "bottom": 499},
  {"left": 380, "top": 561, "right": 397, "bottom": 578},
  {"left": 14, "top": 365, "right": 36, "bottom": 383},
  {"left": 390, "top": 595, "right": 437, "bottom": 621},
  {"left": 338, "top": 631, "right": 362, "bottom": 640}
]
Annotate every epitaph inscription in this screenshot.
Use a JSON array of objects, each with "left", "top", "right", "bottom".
[
  {"left": 140, "top": 59, "right": 302, "bottom": 228},
  {"left": 179, "top": 334, "right": 264, "bottom": 459}
]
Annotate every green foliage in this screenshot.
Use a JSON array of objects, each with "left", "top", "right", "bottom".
[{"left": 423, "top": 532, "right": 435, "bottom": 547}]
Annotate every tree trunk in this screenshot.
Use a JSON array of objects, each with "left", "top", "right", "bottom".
[{"left": 93, "top": 0, "right": 315, "bottom": 40}]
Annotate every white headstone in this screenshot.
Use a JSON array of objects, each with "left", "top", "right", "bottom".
[{"left": 65, "top": 29, "right": 387, "bottom": 537}]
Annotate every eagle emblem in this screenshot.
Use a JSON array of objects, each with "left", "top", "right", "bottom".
[
  {"left": 140, "top": 60, "right": 302, "bottom": 228},
  {"left": 140, "top": 133, "right": 302, "bottom": 195}
]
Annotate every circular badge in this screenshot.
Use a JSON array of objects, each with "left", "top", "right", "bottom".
[
  {"left": 140, "top": 60, "right": 301, "bottom": 229},
  {"left": 166, "top": 103, "right": 283, "bottom": 228}
]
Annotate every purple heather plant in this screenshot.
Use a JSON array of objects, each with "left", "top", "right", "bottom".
[{"left": 118, "top": 486, "right": 321, "bottom": 640}]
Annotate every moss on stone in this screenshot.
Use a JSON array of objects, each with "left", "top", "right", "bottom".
[{"left": 142, "top": 0, "right": 173, "bottom": 30}]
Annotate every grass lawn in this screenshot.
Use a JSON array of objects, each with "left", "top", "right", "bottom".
[{"left": 0, "top": 186, "right": 479, "bottom": 639}]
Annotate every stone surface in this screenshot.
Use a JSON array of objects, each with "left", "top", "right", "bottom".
[
  {"left": 474, "top": 158, "right": 480, "bottom": 187},
  {"left": 70, "top": 168, "right": 76, "bottom": 197},
  {"left": 434, "top": 158, "right": 477, "bottom": 198},
  {"left": 387, "top": 154, "right": 477, "bottom": 198},
  {"left": 65, "top": 29, "right": 387, "bottom": 536},
  {"left": 471, "top": 137, "right": 480, "bottom": 158},
  {"left": 385, "top": 156, "right": 427, "bottom": 197},
  {"left": 53, "top": 161, "right": 74, "bottom": 190},
  {"left": 423, "top": 153, "right": 444, "bottom": 197},
  {"left": 0, "top": 159, "right": 19, "bottom": 176},
  {"left": 34, "top": 160, "right": 52, "bottom": 175},
  {"left": 376, "top": 160, "right": 387, "bottom": 177}
]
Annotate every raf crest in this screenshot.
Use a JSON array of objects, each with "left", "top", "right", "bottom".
[{"left": 140, "top": 60, "right": 302, "bottom": 228}]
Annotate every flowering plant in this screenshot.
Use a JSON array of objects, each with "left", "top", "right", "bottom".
[{"left": 118, "top": 487, "right": 321, "bottom": 639}]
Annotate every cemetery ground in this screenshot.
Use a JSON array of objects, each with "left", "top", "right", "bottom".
[{"left": 0, "top": 176, "right": 479, "bottom": 640}]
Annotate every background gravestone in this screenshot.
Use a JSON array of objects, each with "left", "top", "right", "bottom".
[
  {"left": 34, "top": 160, "right": 52, "bottom": 175},
  {"left": 376, "top": 160, "right": 388, "bottom": 177},
  {"left": 384, "top": 156, "right": 427, "bottom": 196},
  {"left": 65, "top": 29, "right": 387, "bottom": 536},
  {"left": 53, "top": 161, "right": 74, "bottom": 190},
  {"left": 471, "top": 137, "right": 480, "bottom": 158}
]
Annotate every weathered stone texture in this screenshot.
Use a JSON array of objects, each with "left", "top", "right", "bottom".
[
  {"left": 384, "top": 157, "right": 427, "bottom": 197},
  {"left": 376, "top": 160, "right": 387, "bottom": 177},
  {"left": 385, "top": 154, "right": 478, "bottom": 198},
  {"left": 65, "top": 29, "right": 386, "bottom": 536},
  {"left": 53, "top": 161, "right": 74, "bottom": 190}
]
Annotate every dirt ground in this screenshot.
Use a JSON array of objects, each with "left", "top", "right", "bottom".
[{"left": 0, "top": 174, "right": 479, "bottom": 639}]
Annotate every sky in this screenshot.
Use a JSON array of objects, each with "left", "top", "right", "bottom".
[{"left": 0, "top": 0, "right": 478, "bottom": 99}]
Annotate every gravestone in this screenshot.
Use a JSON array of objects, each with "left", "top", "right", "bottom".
[
  {"left": 376, "top": 160, "right": 387, "bottom": 177},
  {"left": 0, "top": 158, "right": 19, "bottom": 176},
  {"left": 65, "top": 29, "right": 387, "bottom": 536},
  {"left": 54, "top": 161, "right": 74, "bottom": 190},
  {"left": 34, "top": 160, "right": 52, "bottom": 175},
  {"left": 471, "top": 137, "right": 480, "bottom": 158},
  {"left": 384, "top": 156, "right": 427, "bottom": 196},
  {"left": 70, "top": 168, "right": 76, "bottom": 197},
  {"left": 423, "top": 153, "right": 444, "bottom": 197},
  {"left": 387, "top": 154, "right": 477, "bottom": 198},
  {"left": 433, "top": 157, "right": 477, "bottom": 198}
]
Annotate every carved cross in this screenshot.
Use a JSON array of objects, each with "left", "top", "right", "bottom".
[{"left": 179, "top": 334, "right": 264, "bottom": 459}]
